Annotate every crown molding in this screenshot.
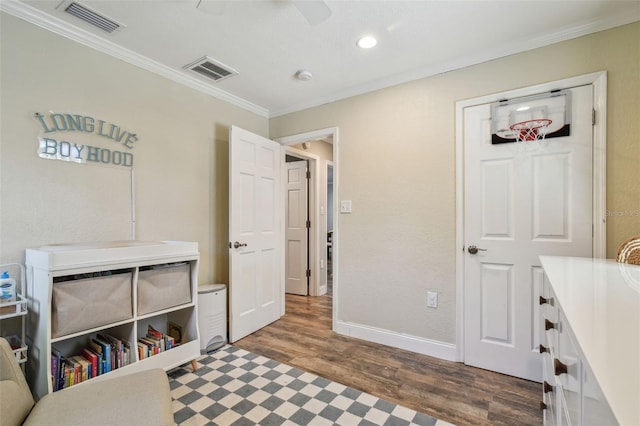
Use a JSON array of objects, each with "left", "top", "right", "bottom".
[
  {"left": 0, "top": 0, "right": 270, "bottom": 118},
  {"left": 3, "top": 0, "right": 638, "bottom": 119},
  {"left": 269, "top": 10, "right": 640, "bottom": 117}
]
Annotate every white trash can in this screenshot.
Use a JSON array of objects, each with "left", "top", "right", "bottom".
[{"left": 197, "top": 284, "right": 227, "bottom": 354}]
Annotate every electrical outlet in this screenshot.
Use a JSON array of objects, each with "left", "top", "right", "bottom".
[{"left": 427, "top": 291, "right": 438, "bottom": 308}]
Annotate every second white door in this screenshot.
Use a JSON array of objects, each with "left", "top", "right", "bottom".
[{"left": 285, "top": 160, "right": 309, "bottom": 295}]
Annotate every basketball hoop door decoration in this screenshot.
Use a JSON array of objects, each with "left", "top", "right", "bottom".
[
  {"left": 510, "top": 118, "right": 552, "bottom": 144},
  {"left": 490, "top": 90, "right": 571, "bottom": 146}
]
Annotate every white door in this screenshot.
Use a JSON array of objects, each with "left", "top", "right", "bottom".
[
  {"left": 463, "top": 85, "right": 593, "bottom": 381},
  {"left": 229, "top": 126, "right": 282, "bottom": 342},
  {"left": 285, "top": 160, "right": 309, "bottom": 295}
]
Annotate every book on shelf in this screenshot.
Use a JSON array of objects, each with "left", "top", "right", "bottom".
[
  {"left": 69, "top": 355, "right": 90, "bottom": 382},
  {"left": 136, "top": 341, "right": 148, "bottom": 360},
  {"left": 136, "top": 325, "right": 176, "bottom": 358},
  {"left": 101, "top": 334, "right": 120, "bottom": 369},
  {"left": 165, "top": 334, "right": 175, "bottom": 350},
  {"left": 80, "top": 348, "right": 99, "bottom": 378},
  {"left": 123, "top": 343, "right": 131, "bottom": 366},
  {"left": 92, "top": 336, "right": 111, "bottom": 373},
  {"left": 63, "top": 361, "right": 75, "bottom": 388},
  {"left": 51, "top": 347, "right": 63, "bottom": 392},
  {"left": 66, "top": 356, "right": 80, "bottom": 384}
]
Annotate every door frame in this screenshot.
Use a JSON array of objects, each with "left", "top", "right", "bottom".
[
  {"left": 454, "top": 71, "right": 607, "bottom": 362},
  {"left": 276, "top": 127, "right": 338, "bottom": 322}
]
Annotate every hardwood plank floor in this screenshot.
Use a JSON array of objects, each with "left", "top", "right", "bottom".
[{"left": 234, "top": 286, "right": 542, "bottom": 425}]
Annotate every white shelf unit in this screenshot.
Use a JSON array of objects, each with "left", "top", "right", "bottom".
[
  {"left": 26, "top": 241, "right": 200, "bottom": 400},
  {"left": 0, "top": 263, "right": 28, "bottom": 367}
]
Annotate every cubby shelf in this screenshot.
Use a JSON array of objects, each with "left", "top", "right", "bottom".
[{"left": 26, "top": 241, "right": 200, "bottom": 399}]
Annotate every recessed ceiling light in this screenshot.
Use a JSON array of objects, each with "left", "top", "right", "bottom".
[
  {"left": 357, "top": 36, "right": 377, "bottom": 49},
  {"left": 516, "top": 106, "right": 531, "bottom": 111}
]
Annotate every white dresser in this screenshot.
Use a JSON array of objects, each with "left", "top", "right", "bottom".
[{"left": 539, "top": 256, "right": 640, "bottom": 426}]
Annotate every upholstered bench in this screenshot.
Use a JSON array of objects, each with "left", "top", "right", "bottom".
[{"left": 0, "top": 337, "right": 174, "bottom": 426}]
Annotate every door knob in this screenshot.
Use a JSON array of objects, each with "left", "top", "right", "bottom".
[
  {"left": 232, "top": 241, "right": 247, "bottom": 249},
  {"left": 467, "top": 245, "right": 487, "bottom": 255}
]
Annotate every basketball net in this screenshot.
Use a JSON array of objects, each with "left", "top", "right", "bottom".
[{"left": 509, "top": 119, "right": 552, "bottom": 144}]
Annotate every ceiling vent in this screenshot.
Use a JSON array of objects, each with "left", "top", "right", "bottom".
[
  {"left": 61, "top": 2, "right": 122, "bottom": 34},
  {"left": 184, "top": 56, "right": 238, "bottom": 83}
]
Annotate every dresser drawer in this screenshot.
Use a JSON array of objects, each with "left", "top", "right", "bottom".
[{"left": 556, "top": 309, "right": 581, "bottom": 425}]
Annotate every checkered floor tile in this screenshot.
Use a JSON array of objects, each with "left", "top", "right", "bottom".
[{"left": 169, "top": 346, "right": 454, "bottom": 426}]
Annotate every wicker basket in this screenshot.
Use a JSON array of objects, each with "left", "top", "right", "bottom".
[{"left": 616, "top": 235, "right": 640, "bottom": 265}]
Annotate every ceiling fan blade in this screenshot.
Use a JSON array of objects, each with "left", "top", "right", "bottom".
[
  {"left": 196, "top": 0, "right": 227, "bottom": 15},
  {"left": 292, "top": 0, "right": 332, "bottom": 26}
]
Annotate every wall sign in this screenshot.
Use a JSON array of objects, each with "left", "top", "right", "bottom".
[{"left": 34, "top": 112, "right": 137, "bottom": 167}]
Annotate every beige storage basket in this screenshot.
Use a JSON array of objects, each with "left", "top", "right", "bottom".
[
  {"left": 137, "top": 263, "right": 192, "bottom": 315},
  {"left": 52, "top": 271, "right": 133, "bottom": 338}
]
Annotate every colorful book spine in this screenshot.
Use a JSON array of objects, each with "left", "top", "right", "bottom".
[
  {"left": 93, "top": 336, "right": 111, "bottom": 373},
  {"left": 87, "top": 340, "right": 103, "bottom": 375},
  {"left": 63, "top": 361, "right": 74, "bottom": 388},
  {"left": 81, "top": 348, "right": 99, "bottom": 378},
  {"left": 51, "top": 347, "right": 62, "bottom": 392}
]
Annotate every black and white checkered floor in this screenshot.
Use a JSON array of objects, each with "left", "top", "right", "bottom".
[{"left": 169, "top": 346, "right": 454, "bottom": 426}]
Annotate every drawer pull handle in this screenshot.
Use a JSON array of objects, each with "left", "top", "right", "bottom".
[
  {"left": 540, "top": 401, "right": 547, "bottom": 411},
  {"left": 543, "top": 381, "right": 554, "bottom": 394},
  {"left": 539, "top": 296, "right": 553, "bottom": 306},
  {"left": 545, "top": 319, "right": 557, "bottom": 331},
  {"left": 539, "top": 344, "right": 548, "bottom": 354},
  {"left": 554, "top": 358, "right": 568, "bottom": 376}
]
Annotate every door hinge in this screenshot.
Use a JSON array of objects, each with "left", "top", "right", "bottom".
[
  {"left": 306, "top": 220, "right": 311, "bottom": 229},
  {"left": 306, "top": 269, "right": 311, "bottom": 278},
  {"left": 592, "top": 108, "right": 596, "bottom": 125},
  {"left": 306, "top": 170, "right": 311, "bottom": 179}
]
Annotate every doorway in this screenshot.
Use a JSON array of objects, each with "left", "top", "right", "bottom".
[
  {"left": 282, "top": 139, "right": 334, "bottom": 297},
  {"left": 277, "top": 128, "right": 338, "bottom": 324}
]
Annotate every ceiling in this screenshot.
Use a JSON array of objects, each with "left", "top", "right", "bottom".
[{"left": 3, "top": 0, "right": 640, "bottom": 118}]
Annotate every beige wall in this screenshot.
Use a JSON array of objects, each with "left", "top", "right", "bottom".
[
  {"left": 0, "top": 13, "right": 268, "bottom": 288},
  {"left": 270, "top": 22, "right": 640, "bottom": 345}
]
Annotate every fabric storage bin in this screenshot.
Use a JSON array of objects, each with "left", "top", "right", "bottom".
[
  {"left": 137, "top": 263, "right": 191, "bottom": 315},
  {"left": 52, "top": 271, "right": 133, "bottom": 338}
]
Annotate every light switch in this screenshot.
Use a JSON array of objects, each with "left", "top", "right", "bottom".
[
  {"left": 340, "top": 200, "right": 352, "bottom": 214},
  {"left": 427, "top": 291, "right": 438, "bottom": 308}
]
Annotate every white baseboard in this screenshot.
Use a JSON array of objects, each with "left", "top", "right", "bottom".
[{"left": 334, "top": 320, "right": 457, "bottom": 362}]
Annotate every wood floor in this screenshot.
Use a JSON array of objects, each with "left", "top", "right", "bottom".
[
  {"left": 234, "top": 284, "right": 542, "bottom": 425},
  {"left": 234, "top": 286, "right": 542, "bottom": 426}
]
